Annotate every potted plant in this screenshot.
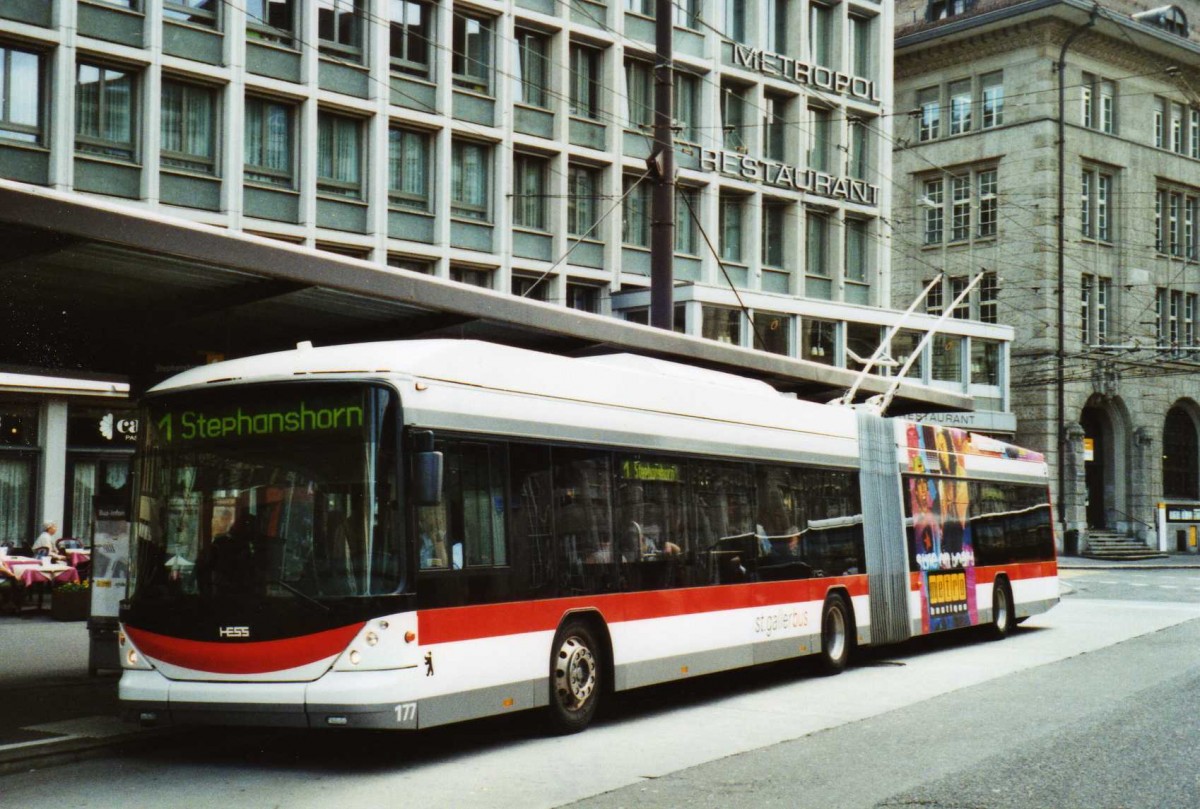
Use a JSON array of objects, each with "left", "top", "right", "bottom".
[{"left": 51, "top": 579, "right": 91, "bottom": 622}]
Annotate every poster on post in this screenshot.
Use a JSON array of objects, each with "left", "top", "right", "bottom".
[{"left": 90, "top": 496, "right": 131, "bottom": 619}]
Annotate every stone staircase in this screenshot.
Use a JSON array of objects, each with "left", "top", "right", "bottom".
[{"left": 1082, "top": 531, "right": 1169, "bottom": 561}]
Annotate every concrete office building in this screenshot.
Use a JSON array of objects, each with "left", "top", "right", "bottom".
[
  {"left": 0, "top": 0, "right": 1011, "bottom": 546},
  {"left": 894, "top": 0, "right": 1200, "bottom": 552}
]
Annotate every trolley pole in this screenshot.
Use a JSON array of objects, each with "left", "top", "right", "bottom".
[{"left": 649, "top": 0, "right": 675, "bottom": 331}]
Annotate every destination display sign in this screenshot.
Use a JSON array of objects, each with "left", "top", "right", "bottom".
[
  {"left": 700, "top": 148, "right": 880, "bottom": 206},
  {"left": 150, "top": 390, "right": 366, "bottom": 445}
]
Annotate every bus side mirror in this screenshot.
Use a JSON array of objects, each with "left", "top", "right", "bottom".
[
  {"left": 411, "top": 430, "right": 442, "bottom": 506},
  {"left": 415, "top": 451, "right": 443, "bottom": 506}
]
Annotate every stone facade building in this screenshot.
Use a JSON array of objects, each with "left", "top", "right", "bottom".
[{"left": 893, "top": 0, "right": 1200, "bottom": 551}]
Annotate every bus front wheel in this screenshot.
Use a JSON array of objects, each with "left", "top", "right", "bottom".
[
  {"left": 548, "top": 620, "right": 602, "bottom": 734},
  {"left": 819, "top": 595, "right": 851, "bottom": 675}
]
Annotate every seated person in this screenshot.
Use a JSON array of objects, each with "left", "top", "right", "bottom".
[{"left": 32, "top": 522, "right": 66, "bottom": 563}]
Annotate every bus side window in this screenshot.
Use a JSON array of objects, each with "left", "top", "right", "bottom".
[{"left": 553, "top": 448, "right": 613, "bottom": 593}]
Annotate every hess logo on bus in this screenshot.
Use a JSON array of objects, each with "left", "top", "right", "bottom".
[{"left": 219, "top": 626, "right": 250, "bottom": 639}]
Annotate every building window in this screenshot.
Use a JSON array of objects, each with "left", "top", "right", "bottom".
[
  {"left": 845, "top": 219, "right": 869, "bottom": 284},
  {"left": 317, "top": 112, "right": 363, "bottom": 199},
  {"left": 1187, "top": 196, "right": 1198, "bottom": 260},
  {"left": 164, "top": 0, "right": 219, "bottom": 27},
  {"left": 624, "top": 59, "right": 654, "bottom": 130},
  {"left": 1188, "top": 294, "right": 1198, "bottom": 348},
  {"left": 950, "top": 275, "right": 970, "bottom": 319},
  {"left": 675, "top": 187, "right": 698, "bottom": 255},
  {"left": 1192, "top": 109, "right": 1200, "bottom": 159},
  {"left": 513, "top": 153, "right": 549, "bottom": 231},
  {"left": 453, "top": 11, "right": 493, "bottom": 94},
  {"left": 806, "top": 211, "right": 830, "bottom": 277},
  {"left": 1080, "top": 274, "right": 1092, "bottom": 344},
  {"left": 810, "top": 3, "right": 833, "bottom": 68},
  {"left": 567, "top": 282, "right": 602, "bottom": 313},
  {"left": 1082, "top": 168, "right": 1113, "bottom": 242},
  {"left": 388, "top": 256, "right": 433, "bottom": 273},
  {"left": 702, "top": 306, "right": 741, "bottom": 345},
  {"left": 318, "top": 0, "right": 364, "bottom": 62},
  {"left": 803, "top": 318, "right": 836, "bottom": 364},
  {"left": 1, "top": 47, "right": 43, "bottom": 145},
  {"left": 753, "top": 312, "right": 790, "bottom": 355},
  {"left": 247, "top": 0, "right": 296, "bottom": 46},
  {"left": 922, "top": 168, "right": 997, "bottom": 245},
  {"left": 674, "top": 72, "right": 698, "bottom": 142},
  {"left": 512, "top": 273, "right": 549, "bottom": 301},
  {"left": 720, "top": 193, "right": 744, "bottom": 263},
  {"left": 514, "top": 30, "right": 550, "bottom": 109},
  {"left": 244, "top": 96, "right": 293, "bottom": 187},
  {"left": 762, "top": 200, "right": 787, "bottom": 269},
  {"left": 849, "top": 118, "right": 870, "bottom": 181},
  {"left": 622, "top": 175, "right": 651, "bottom": 247},
  {"left": 388, "top": 126, "right": 430, "bottom": 210},
  {"left": 922, "top": 179, "right": 943, "bottom": 244},
  {"left": 390, "top": 0, "right": 432, "bottom": 78},
  {"left": 763, "top": 93, "right": 789, "bottom": 162},
  {"left": 808, "top": 107, "right": 832, "bottom": 173},
  {"left": 917, "top": 87, "right": 940, "bottom": 142},
  {"left": 977, "top": 169, "right": 997, "bottom": 237},
  {"left": 981, "top": 72, "right": 1003, "bottom": 128},
  {"left": 979, "top": 271, "right": 998, "bottom": 324},
  {"left": 849, "top": 15, "right": 874, "bottom": 80},
  {"left": 674, "top": 0, "right": 699, "bottom": 29},
  {"left": 725, "top": 0, "right": 747, "bottom": 42},
  {"left": 1172, "top": 101, "right": 1185, "bottom": 153},
  {"left": 1099, "top": 276, "right": 1108, "bottom": 340},
  {"left": 568, "top": 164, "right": 601, "bottom": 238},
  {"left": 970, "top": 340, "right": 1000, "bottom": 386},
  {"left": 723, "top": 83, "right": 750, "bottom": 152},
  {"left": 570, "top": 44, "right": 602, "bottom": 120},
  {"left": 75, "top": 63, "right": 136, "bottom": 161},
  {"left": 451, "top": 140, "right": 490, "bottom": 221},
  {"left": 451, "top": 265, "right": 493, "bottom": 287},
  {"left": 927, "top": 0, "right": 970, "bottom": 20},
  {"left": 950, "top": 175, "right": 970, "bottom": 241},
  {"left": 948, "top": 79, "right": 971, "bottom": 135},
  {"left": 160, "top": 80, "right": 216, "bottom": 174},
  {"left": 1083, "top": 73, "right": 1115, "bottom": 133},
  {"left": 932, "top": 336, "right": 962, "bottom": 382},
  {"left": 766, "top": 0, "right": 791, "bottom": 55},
  {"left": 626, "top": 0, "right": 653, "bottom": 16}
]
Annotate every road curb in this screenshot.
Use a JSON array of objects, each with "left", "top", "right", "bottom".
[{"left": 0, "top": 726, "right": 179, "bottom": 778}]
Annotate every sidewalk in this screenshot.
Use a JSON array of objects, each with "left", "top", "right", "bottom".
[
  {"left": 0, "top": 614, "right": 171, "bottom": 776},
  {"left": 2, "top": 553, "right": 1199, "bottom": 776}
]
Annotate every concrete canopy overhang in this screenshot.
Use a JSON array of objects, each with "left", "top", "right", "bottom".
[{"left": 0, "top": 181, "right": 971, "bottom": 413}]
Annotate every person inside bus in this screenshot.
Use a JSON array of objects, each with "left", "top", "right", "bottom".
[{"left": 316, "top": 510, "right": 358, "bottom": 595}]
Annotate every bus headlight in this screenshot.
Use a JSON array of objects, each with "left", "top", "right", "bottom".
[
  {"left": 348, "top": 650, "right": 361, "bottom": 665},
  {"left": 365, "top": 632, "right": 379, "bottom": 647}
]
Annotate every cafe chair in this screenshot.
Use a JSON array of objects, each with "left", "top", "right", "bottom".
[{"left": 57, "top": 538, "right": 83, "bottom": 550}]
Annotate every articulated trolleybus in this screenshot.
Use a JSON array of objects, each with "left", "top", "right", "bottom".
[{"left": 120, "top": 340, "right": 1057, "bottom": 733}]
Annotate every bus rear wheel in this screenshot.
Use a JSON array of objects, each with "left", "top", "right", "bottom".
[
  {"left": 819, "top": 595, "right": 851, "bottom": 675},
  {"left": 988, "top": 579, "right": 1014, "bottom": 640},
  {"left": 548, "top": 620, "right": 602, "bottom": 734}
]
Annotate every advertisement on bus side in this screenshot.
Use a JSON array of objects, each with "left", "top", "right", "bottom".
[{"left": 904, "top": 423, "right": 978, "bottom": 633}]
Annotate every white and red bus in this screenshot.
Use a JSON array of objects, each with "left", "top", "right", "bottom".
[{"left": 119, "top": 339, "right": 1057, "bottom": 733}]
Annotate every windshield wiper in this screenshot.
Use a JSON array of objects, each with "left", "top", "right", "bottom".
[{"left": 273, "top": 578, "right": 331, "bottom": 613}]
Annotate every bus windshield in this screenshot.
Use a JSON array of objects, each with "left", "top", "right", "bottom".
[{"left": 131, "top": 382, "right": 401, "bottom": 603}]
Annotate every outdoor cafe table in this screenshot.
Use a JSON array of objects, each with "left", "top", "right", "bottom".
[
  {"left": 4, "top": 558, "right": 81, "bottom": 586},
  {"left": 65, "top": 549, "right": 91, "bottom": 568}
]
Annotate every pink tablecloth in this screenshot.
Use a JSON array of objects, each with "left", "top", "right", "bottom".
[
  {"left": 10, "top": 564, "right": 80, "bottom": 587},
  {"left": 66, "top": 550, "right": 91, "bottom": 568}
]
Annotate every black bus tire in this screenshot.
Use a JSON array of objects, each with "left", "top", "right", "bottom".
[
  {"left": 988, "top": 579, "right": 1014, "bottom": 640},
  {"left": 547, "top": 619, "right": 603, "bottom": 734},
  {"left": 819, "top": 594, "right": 851, "bottom": 675}
]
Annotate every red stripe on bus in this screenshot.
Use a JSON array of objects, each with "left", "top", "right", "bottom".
[
  {"left": 419, "top": 576, "right": 868, "bottom": 645},
  {"left": 125, "top": 623, "right": 366, "bottom": 674}
]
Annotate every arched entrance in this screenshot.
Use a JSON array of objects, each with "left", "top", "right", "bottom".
[
  {"left": 1080, "top": 402, "right": 1126, "bottom": 530},
  {"left": 1163, "top": 405, "right": 1200, "bottom": 500}
]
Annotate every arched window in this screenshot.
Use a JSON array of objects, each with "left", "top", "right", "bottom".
[{"left": 1163, "top": 406, "right": 1199, "bottom": 499}]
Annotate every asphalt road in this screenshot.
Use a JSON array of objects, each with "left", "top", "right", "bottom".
[{"left": 4, "top": 569, "right": 1200, "bottom": 809}]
